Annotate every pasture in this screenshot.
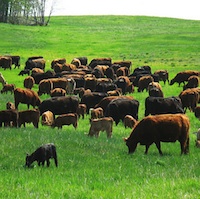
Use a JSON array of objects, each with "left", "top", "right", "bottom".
[{"left": 0, "top": 15, "right": 200, "bottom": 198}]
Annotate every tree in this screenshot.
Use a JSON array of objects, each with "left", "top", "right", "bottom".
[{"left": 0, "top": 0, "right": 54, "bottom": 25}]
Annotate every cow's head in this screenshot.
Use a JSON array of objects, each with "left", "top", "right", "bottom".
[
  {"left": 124, "top": 137, "right": 137, "bottom": 154},
  {"left": 25, "top": 154, "right": 32, "bottom": 167}
]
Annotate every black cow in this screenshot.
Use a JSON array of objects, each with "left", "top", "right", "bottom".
[
  {"left": 0, "top": 109, "right": 18, "bottom": 127},
  {"left": 80, "top": 92, "right": 108, "bottom": 114},
  {"left": 95, "top": 82, "right": 117, "bottom": 93},
  {"left": 105, "top": 98, "right": 139, "bottom": 125},
  {"left": 145, "top": 96, "right": 184, "bottom": 116},
  {"left": 31, "top": 70, "right": 55, "bottom": 84},
  {"left": 39, "top": 96, "right": 79, "bottom": 115},
  {"left": 25, "top": 143, "right": 58, "bottom": 167}
]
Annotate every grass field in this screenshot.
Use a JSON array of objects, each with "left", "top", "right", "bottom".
[{"left": 0, "top": 15, "right": 200, "bottom": 198}]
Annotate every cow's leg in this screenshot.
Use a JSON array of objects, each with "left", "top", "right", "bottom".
[
  {"left": 46, "top": 159, "right": 50, "bottom": 167},
  {"left": 144, "top": 145, "right": 150, "bottom": 154},
  {"left": 42, "top": 161, "right": 45, "bottom": 166},
  {"left": 155, "top": 141, "right": 163, "bottom": 155}
]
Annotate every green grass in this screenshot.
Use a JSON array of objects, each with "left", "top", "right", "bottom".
[{"left": 0, "top": 15, "right": 200, "bottom": 198}]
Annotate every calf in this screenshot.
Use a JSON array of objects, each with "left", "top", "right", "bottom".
[
  {"left": 90, "top": 107, "right": 104, "bottom": 119},
  {"left": 1, "top": 84, "right": 15, "bottom": 94},
  {"left": 124, "top": 114, "right": 190, "bottom": 155},
  {"left": 6, "top": 101, "right": 15, "bottom": 110},
  {"left": 18, "top": 109, "right": 40, "bottom": 128},
  {"left": 23, "top": 76, "right": 35, "bottom": 89},
  {"left": 88, "top": 117, "right": 114, "bottom": 138},
  {"left": 123, "top": 115, "right": 137, "bottom": 129},
  {"left": 77, "top": 104, "right": 87, "bottom": 119},
  {"left": 41, "top": 111, "right": 54, "bottom": 126},
  {"left": 52, "top": 113, "right": 78, "bottom": 129},
  {"left": 0, "top": 109, "right": 18, "bottom": 127},
  {"left": 25, "top": 143, "right": 58, "bottom": 167}
]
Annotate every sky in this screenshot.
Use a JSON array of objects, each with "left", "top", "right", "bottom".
[{"left": 45, "top": 0, "right": 200, "bottom": 20}]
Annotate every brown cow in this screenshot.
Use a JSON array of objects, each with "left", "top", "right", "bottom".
[
  {"left": 24, "top": 76, "right": 35, "bottom": 89},
  {"left": 183, "top": 75, "right": 199, "bottom": 90},
  {"left": 50, "top": 88, "right": 66, "bottom": 97},
  {"left": 41, "top": 111, "right": 54, "bottom": 126},
  {"left": 124, "top": 114, "right": 190, "bottom": 155},
  {"left": 138, "top": 75, "right": 154, "bottom": 92},
  {"left": 123, "top": 115, "right": 137, "bottom": 129},
  {"left": 51, "top": 58, "right": 66, "bottom": 69},
  {"left": 14, "top": 88, "right": 41, "bottom": 109},
  {"left": 1, "top": 84, "right": 15, "bottom": 94},
  {"left": 52, "top": 113, "right": 78, "bottom": 129},
  {"left": 179, "top": 88, "right": 199, "bottom": 112},
  {"left": 154, "top": 70, "right": 169, "bottom": 85},
  {"left": 0, "top": 109, "right": 18, "bottom": 127},
  {"left": 148, "top": 82, "right": 164, "bottom": 97},
  {"left": 170, "top": 70, "right": 200, "bottom": 86},
  {"left": 38, "top": 79, "right": 53, "bottom": 95},
  {"left": 90, "top": 107, "right": 104, "bottom": 119},
  {"left": 77, "top": 104, "right": 87, "bottom": 119},
  {"left": 18, "top": 109, "right": 40, "bottom": 128},
  {"left": 0, "top": 56, "right": 12, "bottom": 70},
  {"left": 88, "top": 117, "right": 114, "bottom": 138}
]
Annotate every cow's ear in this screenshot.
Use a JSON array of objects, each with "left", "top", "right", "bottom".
[{"left": 123, "top": 137, "right": 127, "bottom": 142}]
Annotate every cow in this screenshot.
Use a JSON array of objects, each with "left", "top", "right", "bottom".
[
  {"left": 41, "top": 111, "right": 54, "bottom": 126},
  {"left": 179, "top": 88, "right": 199, "bottom": 112},
  {"left": 0, "top": 109, "right": 18, "bottom": 127},
  {"left": 138, "top": 75, "right": 154, "bottom": 92},
  {"left": 89, "top": 58, "right": 112, "bottom": 69},
  {"left": 51, "top": 58, "right": 66, "bottom": 69},
  {"left": 1, "top": 84, "right": 15, "bottom": 94},
  {"left": 14, "top": 88, "right": 41, "bottom": 110},
  {"left": 113, "top": 61, "right": 132, "bottom": 69},
  {"left": 38, "top": 79, "right": 53, "bottom": 95},
  {"left": 90, "top": 107, "right": 104, "bottom": 119},
  {"left": 77, "top": 104, "right": 87, "bottom": 119},
  {"left": 123, "top": 115, "right": 137, "bottom": 129},
  {"left": 18, "top": 69, "right": 30, "bottom": 76},
  {"left": 52, "top": 113, "right": 78, "bottom": 129},
  {"left": 105, "top": 98, "right": 139, "bottom": 125},
  {"left": 0, "top": 72, "right": 7, "bottom": 86},
  {"left": 183, "top": 75, "right": 199, "bottom": 90},
  {"left": 25, "top": 58, "right": 46, "bottom": 70},
  {"left": 148, "top": 82, "right": 164, "bottom": 97},
  {"left": 170, "top": 70, "right": 200, "bottom": 86},
  {"left": 25, "top": 143, "right": 58, "bottom": 168},
  {"left": 153, "top": 70, "right": 169, "bottom": 85},
  {"left": 24, "top": 76, "right": 35, "bottom": 89},
  {"left": 194, "top": 106, "right": 200, "bottom": 119},
  {"left": 115, "top": 76, "right": 132, "bottom": 95},
  {"left": 31, "top": 70, "right": 55, "bottom": 84},
  {"left": 144, "top": 96, "right": 184, "bottom": 116},
  {"left": 124, "top": 114, "right": 190, "bottom": 155},
  {"left": 84, "top": 76, "right": 97, "bottom": 91},
  {"left": 18, "top": 109, "right": 40, "bottom": 128},
  {"left": 39, "top": 96, "right": 79, "bottom": 115},
  {"left": 88, "top": 117, "right": 114, "bottom": 138},
  {"left": 6, "top": 101, "right": 15, "bottom": 110},
  {"left": 80, "top": 92, "right": 108, "bottom": 114},
  {"left": 9, "top": 55, "right": 20, "bottom": 69},
  {"left": 50, "top": 88, "right": 66, "bottom": 97},
  {"left": 0, "top": 56, "right": 12, "bottom": 70}
]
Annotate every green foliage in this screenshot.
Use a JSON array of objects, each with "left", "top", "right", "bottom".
[{"left": 0, "top": 16, "right": 200, "bottom": 198}]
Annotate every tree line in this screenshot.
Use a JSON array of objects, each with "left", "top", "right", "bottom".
[{"left": 0, "top": 0, "right": 53, "bottom": 25}]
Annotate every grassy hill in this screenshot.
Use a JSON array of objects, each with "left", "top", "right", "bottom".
[{"left": 0, "top": 16, "right": 200, "bottom": 198}]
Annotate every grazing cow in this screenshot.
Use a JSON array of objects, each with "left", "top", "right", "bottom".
[
  {"left": 25, "top": 58, "right": 46, "bottom": 70},
  {"left": 24, "top": 76, "right": 35, "bottom": 89},
  {"left": 123, "top": 115, "right": 137, "bottom": 129},
  {"left": 148, "top": 82, "right": 164, "bottom": 97},
  {"left": 153, "top": 70, "right": 169, "bottom": 85},
  {"left": 14, "top": 88, "right": 41, "bottom": 109},
  {"left": 183, "top": 75, "right": 199, "bottom": 90},
  {"left": 50, "top": 88, "right": 66, "bottom": 97},
  {"left": 41, "top": 111, "right": 54, "bottom": 126},
  {"left": 51, "top": 58, "right": 66, "bottom": 69},
  {"left": 25, "top": 143, "right": 58, "bottom": 168},
  {"left": 0, "top": 72, "right": 7, "bottom": 86},
  {"left": 89, "top": 58, "right": 112, "bottom": 69},
  {"left": 0, "top": 109, "right": 18, "bottom": 127},
  {"left": 90, "top": 107, "right": 104, "bottom": 119},
  {"left": 179, "top": 88, "right": 199, "bottom": 112},
  {"left": 77, "top": 104, "right": 87, "bottom": 119},
  {"left": 18, "top": 109, "right": 40, "bottom": 128},
  {"left": 80, "top": 92, "right": 108, "bottom": 114},
  {"left": 52, "top": 113, "right": 78, "bottom": 129},
  {"left": 39, "top": 96, "right": 79, "bottom": 115},
  {"left": 9, "top": 55, "right": 20, "bottom": 68},
  {"left": 88, "top": 117, "right": 114, "bottom": 138},
  {"left": 1, "top": 84, "right": 15, "bottom": 94},
  {"left": 113, "top": 61, "right": 132, "bottom": 69},
  {"left": 194, "top": 106, "right": 200, "bottom": 119},
  {"left": 31, "top": 70, "right": 55, "bottom": 84},
  {"left": 0, "top": 56, "right": 12, "bottom": 70},
  {"left": 170, "top": 70, "right": 200, "bottom": 86},
  {"left": 6, "top": 101, "right": 15, "bottom": 110},
  {"left": 18, "top": 69, "right": 30, "bottom": 76},
  {"left": 138, "top": 75, "right": 154, "bottom": 92},
  {"left": 124, "top": 114, "right": 190, "bottom": 155},
  {"left": 116, "top": 67, "right": 129, "bottom": 77},
  {"left": 105, "top": 98, "right": 139, "bottom": 125},
  {"left": 145, "top": 96, "right": 184, "bottom": 116}
]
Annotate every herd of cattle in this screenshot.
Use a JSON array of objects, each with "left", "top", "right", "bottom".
[{"left": 0, "top": 55, "right": 200, "bottom": 165}]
